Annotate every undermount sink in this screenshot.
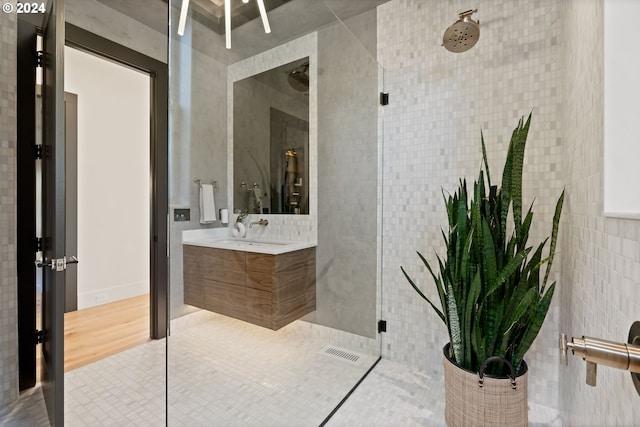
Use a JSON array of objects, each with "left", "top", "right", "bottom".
[
  {"left": 213, "top": 238, "right": 289, "bottom": 246},
  {"left": 182, "top": 232, "right": 316, "bottom": 255}
]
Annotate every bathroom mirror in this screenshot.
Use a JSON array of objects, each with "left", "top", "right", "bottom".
[{"left": 233, "top": 57, "right": 310, "bottom": 214}]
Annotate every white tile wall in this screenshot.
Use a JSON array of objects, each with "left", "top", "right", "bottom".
[
  {"left": 0, "top": 1, "right": 18, "bottom": 407},
  {"left": 377, "top": 0, "right": 563, "bottom": 408},
  {"left": 559, "top": 0, "right": 640, "bottom": 425}
]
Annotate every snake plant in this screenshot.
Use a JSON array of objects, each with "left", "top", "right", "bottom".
[{"left": 401, "top": 113, "right": 564, "bottom": 376}]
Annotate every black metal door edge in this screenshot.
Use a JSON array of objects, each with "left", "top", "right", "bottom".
[{"left": 16, "top": 18, "right": 38, "bottom": 392}]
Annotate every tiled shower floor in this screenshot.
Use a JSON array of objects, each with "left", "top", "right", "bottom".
[
  {"left": 164, "top": 313, "right": 379, "bottom": 426},
  {"left": 0, "top": 313, "right": 561, "bottom": 426},
  {"left": 0, "top": 312, "right": 378, "bottom": 426},
  {"left": 325, "top": 358, "right": 562, "bottom": 427}
]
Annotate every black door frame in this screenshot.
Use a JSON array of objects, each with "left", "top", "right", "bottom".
[
  {"left": 64, "top": 23, "right": 168, "bottom": 340},
  {"left": 17, "top": 22, "right": 168, "bottom": 391},
  {"left": 16, "top": 18, "right": 39, "bottom": 392}
]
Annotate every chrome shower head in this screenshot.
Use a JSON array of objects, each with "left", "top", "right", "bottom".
[{"left": 442, "top": 9, "right": 479, "bottom": 53}]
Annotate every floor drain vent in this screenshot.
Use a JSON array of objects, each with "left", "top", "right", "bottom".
[{"left": 321, "top": 346, "right": 361, "bottom": 365}]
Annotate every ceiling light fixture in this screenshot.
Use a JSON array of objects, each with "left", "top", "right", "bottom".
[
  {"left": 177, "top": 0, "right": 190, "bottom": 36},
  {"left": 225, "top": 0, "right": 231, "bottom": 49},
  {"left": 177, "top": 0, "right": 272, "bottom": 48},
  {"left": 256, "top": 0, "right": 271, "bottom": 33}
]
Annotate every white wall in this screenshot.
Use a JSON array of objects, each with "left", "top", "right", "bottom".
[
  {"left": 560, "top": 0, "right": 640, "bottom": 424},
  {"left": 64, "top": 46, "right": 150, "bottom": 309},
  {"left": 603, "top": 0, "right": 640, "bottom": 219}
]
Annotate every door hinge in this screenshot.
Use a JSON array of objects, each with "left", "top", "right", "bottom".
[
  {"left": 34, "top": 237, "right": 43, "bottom": 252},
  {"left": 380, "top": 92, "right": 389, "bottom": 106},
  {"left": 35, "top": 50, "right": 44, "bottom": 68},
  {"left": 34, "top": 144, "right": 43, "bottom": 159},
  {"left": 378, "top": 319, "right": 387, "bottom": 333},
  {"left": 33, "top": 329, "right": 45, "bottom": 344}
]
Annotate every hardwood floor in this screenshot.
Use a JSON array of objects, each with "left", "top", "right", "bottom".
[{"left": 64, "top": 294, "right": 151, "bottom": 372}]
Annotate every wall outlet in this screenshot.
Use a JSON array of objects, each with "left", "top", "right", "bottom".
[
  {"left": 174, "top": 208, "right": 190, "bottom": 221},
  {"left": 95, "top": 294, "right": 108, "bottom": 304}
]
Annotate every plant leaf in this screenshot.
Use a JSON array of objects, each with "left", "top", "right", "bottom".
[
  {"left": 543, "top": 190, "right": 564, "bottom": 293},
  {"left": 510, "top": 113, "right": 532, "bottom": 229},
  {"left": 481, "top": 130, "right": 491, "bottom": 188},
  {"left": 401, "top": 266, "right": 446, "bottom": 323},
  {"left": 485, "top": 247, "right": 531, "bottom": 299},
  {"left": 464, "top": 271, "right": 481, "bottom": 367},
  {"left": 417, "top": 251, "right": 448, "bottom": 319},
  {"left": 481, "top": 217, "right": 497, "bottom": 287},
  {"left": 512, "top": 282, "right": 556, "bottom": 372},
  {"left": 446, "top": 281, "right": 462, "bottom": 364}
]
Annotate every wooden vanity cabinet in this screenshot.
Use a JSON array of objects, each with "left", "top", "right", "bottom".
[{"left": 183, "top": 245, "right": 316, "bottom": 330}]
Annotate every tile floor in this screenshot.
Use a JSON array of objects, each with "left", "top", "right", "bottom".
[
  {"left": 165, "top": 313, "right": 378, "bottom": 426},
  {"left": 0, "top": 312, "right": 377, "bottom": 426},
  {"left": 325, "top": 359, "right": 562, "bottom": 427},
  {"left": 0, "top": 313, "right": 561, "bottom": 426}
]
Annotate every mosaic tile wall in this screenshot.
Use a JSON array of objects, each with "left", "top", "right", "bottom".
[
  {"left": 377, "top": 0, "right": 563, "bottom": 407},
  {"left": 559, "top": 0, "right": 640, "bottom": 425},
  {"left": 0, "top": 1, "right": 18, "bottom": 407}
]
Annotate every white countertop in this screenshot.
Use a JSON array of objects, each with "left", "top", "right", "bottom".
[{"left": 182, "top": 228, "right": 316, "bottom": 255}]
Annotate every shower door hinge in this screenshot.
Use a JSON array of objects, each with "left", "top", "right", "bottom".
[
  {"left": 33, "top": 329, "right": 45, "bottom": 344},
  {"left": 35, "top": 50, "right": 44, "bottom": 68},
  {"left": 378, "top": 319, "right": 387, "bottom": 333},
  {"left": 34, "top": 144, "right": 43, "bottom": 159},
  {"left": 380, "top": 92, "right": 389, "bottom": 106}
]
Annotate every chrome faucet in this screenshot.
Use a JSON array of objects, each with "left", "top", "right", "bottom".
[
  {"left": 236, "top": 211, "right": 248, "bottom": 223},
  {"left": 560, "top": 327, "right": 640, "bottom": 389},
  {"left": 249, "top": 219, "right": 269, "bottom": 228}
]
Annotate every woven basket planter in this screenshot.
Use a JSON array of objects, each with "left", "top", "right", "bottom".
[{"left": 442, "top": 344, "right": 528, "bottom": 427}]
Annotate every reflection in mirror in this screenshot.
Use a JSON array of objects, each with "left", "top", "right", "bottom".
[{"left": 233, "top": 57, "right": 310, "bottom": 214}]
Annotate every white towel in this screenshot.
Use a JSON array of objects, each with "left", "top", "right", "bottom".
[{"left": 199, "top": 184, "right": 216, "bottom": 224}]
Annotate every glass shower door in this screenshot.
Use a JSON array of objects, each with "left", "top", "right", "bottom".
[{"left": 166, "top": 0, "right": 385, "bottom": 424}]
